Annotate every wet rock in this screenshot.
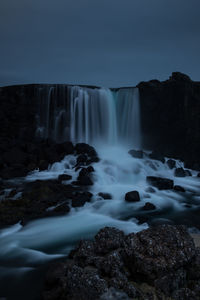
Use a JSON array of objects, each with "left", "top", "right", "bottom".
[
  {"left": 174, "top": 167, "right": 187, "bottom": 177},
  {"left": 71, "top": 192, "right": 92, "bottom": 208},
  {"left": 98, "top": 192, "right": 112, "bottom": 200},
  {"left": 76, "top": 154, "right": 88, "bottom": 166},
  {"left": 146, "top": 176, "right": 174, "bottom": 190},
  {"left": 197, "top": 172, "right": 200, "bottom": 177},
  {"left": 86, "top": 166, "right": 95, "bottom": 173},
  {"left": 77, "top": 168, "right": 93, "bottom": 186},
  {"left": 75, "top": 143, "right": 98, "bottom": 157},
  {"left": 185, "top": 169, "right": 192, "bottom": 176},
  {"left": 58, "top": 174, "right": 72, "bottom": 182},
  {"left": 167, "top": 159, "right": 176, "bottom": 169},
  {"left": 0, "top": 180, "right": 76, "bottom": 227},
  {"left": 125, "top": 191, "right": 140, "bottom": 202},
  {"left": 141, "top": 202, "right": 156, "bottom": 211},
  {"left": 51, "top": 203, "right": 70, "bottom": 214},
  {"left": 128, "top": 149, "right": 143, "bottom": 159},
  {"left": 149, "top": 150, "right": 165, "bottom": 163},
  {"left": 150, "top": 218, "right": 175, "bottom": 226},
  {"left": 174, "top": 185, "right": 185, "bottom": 192}
]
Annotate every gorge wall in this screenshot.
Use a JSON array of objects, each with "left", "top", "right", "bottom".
[
  {"left": 0, "top": 72, "right": 200, "bottom": 170},
  {"left": 138, "top": 72, "right": 200, "bottom": 170}
]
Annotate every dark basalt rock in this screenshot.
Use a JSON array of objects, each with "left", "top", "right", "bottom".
[
  {"left": 138, "top": 72, "right": 200, "bottom": 170},
  {"left": 167, "top": 159, "right": 176, "bottom": 169},
  {"left": 174, "top": 167, "right": 187, "bottom": 177},
  {"left": 43, "top": 261, "right": 108, "bottom": 300},
  {"left": 43, "top": 225, "right": 200, "bottom": 300},
  {"left": 174, "top": 185, "right": 185, "bottom": 192},
  {"left": 51, "top": 203, "right": 70, "bottom": 215},
  {"left": 198, "top": 172, "right": 200, "bottom": 177},
  {"left": 75, "top": 143, "right": 98, "bottom": 157},
  {"left": 98, "top": 192, "right": 112, "bottom": 200},
  {"left": 77, "top": 168, "right": 93, "bottom": 186},
  {"left": 58, "top": 174, "right": 72, "bottom": 181},
  {"left": 141, "top": 202, "right": 156, "bottom": 211},
  {"left": 149, "top": 150, "right": 165, "bottom": 163},
  {"left": 128, "top": 149, "right": 143, "bottom": 159},
  {"left": 0, "top": 180, "right": 80, "bottom": 227},
  {"left": 125, "top": 191, "right": 140, "bottom": 202},
  {"left": 76, "top": 154, "right": 88, "bottom": 166},
  {"left": 185, "top": 169, "right": 192, "bottom": 176},
  {"left": 71, "top": 192, "right": 92, "bottom": 208},
  {"left": 146, "top": 176, "right": 174, "bottom": 190}
]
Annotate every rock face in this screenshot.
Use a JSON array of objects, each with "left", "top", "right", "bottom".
[
  {"left": 138, "top": 72, "right": 200, "bottom": 170},
  {"left": 43, "top": 225, "right": 200, "bottom": 300}
]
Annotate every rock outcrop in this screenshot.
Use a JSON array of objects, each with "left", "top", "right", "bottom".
[
  {"left": 43, "top": 225, "right": 200, "bottom": 300},
  {"left": 138, "top": 72, "right": 200, "bottom": 170}
]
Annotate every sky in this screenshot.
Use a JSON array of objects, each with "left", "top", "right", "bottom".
[{"left": 0, "top": 0, "right": 200, "bottom": 87}]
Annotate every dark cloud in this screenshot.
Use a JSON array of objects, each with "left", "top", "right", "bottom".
[{"left": 0, "top": 0, "right": 200, "bottom": 87}]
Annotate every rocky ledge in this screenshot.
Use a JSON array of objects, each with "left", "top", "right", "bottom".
[
  {"left": 0, "top": 142, "right": 99, "bottom": 228},
  {"left": 43, "top": 225, "right": 200, "bottom": 300}
]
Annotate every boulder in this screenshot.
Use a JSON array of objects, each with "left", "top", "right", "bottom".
[
  {"left": 185, "top": 170, "right": 192, "bottom": 176},
  {"left": 43, "top": 225, "right": 200, "bottom": 300},
  {"left": 75, "top": 143, "right": 97, "bottom": 157},
  {"left": 58, "top": 174, "right": 72, "bottom": 181},
  {"left": 124, "top": 225, "right": 196, "bottom": 281},
  {"left": 98, "top": 192, "right": 112, "bottom": 200},
  {"left": 125, "top": 191, "right": 140, "bottom": 202},
  {"left": 167, "top": 159, "right": 176, "bottom": 169},
  {"left": 71, "top": 192, "right": 92, "bottom": 208},
  {"left": 146, "top": 176, "right": 174, "bottom": 190},
  {"left": 50, "top": 203, "right": 70, "bottom": 215},
  {"left": 174, "top": 167, "right": 187, "bottom": 177},
  {"left": 141, "top": 202, "right": 156, "bottom": 211},
  {"left": 128, "top": 149, "right": 143, "bottom": 159},
  {"left": 77, "top": 168, "right": 93, "bottom": 186}
]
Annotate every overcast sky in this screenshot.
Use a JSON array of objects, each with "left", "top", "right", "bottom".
[{"left": 0, "top": 0, "right": 200, "bottom": 87}]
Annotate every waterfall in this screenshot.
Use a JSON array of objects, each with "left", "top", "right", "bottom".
[{"left": 36, "top": 85, "right": 141, "bottom": 148}]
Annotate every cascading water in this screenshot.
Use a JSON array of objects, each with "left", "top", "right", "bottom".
[
  {"left": 36, "top": 85, "right": 141, "bottom": 148},
  {"left": 1, "top": 84, "right": 200, "bottom": 299}
]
